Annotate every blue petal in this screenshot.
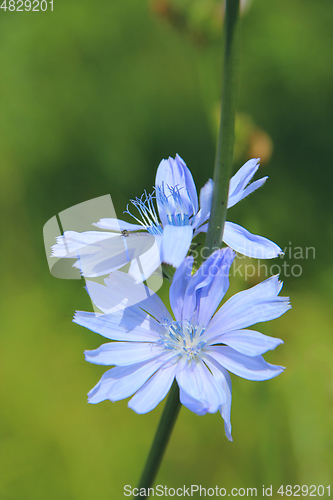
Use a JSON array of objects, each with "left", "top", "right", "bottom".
[
  {"left": 193, "top": 179, "right": 214, "bottom": 233},
  {"left": 155, "top": 155, "right": 198, "bottom": 216},
  {"left": 194, "top": 248, "right": 235, "bottom": 327},
  {"left": 205, "top": 346, "right": 284, "bottom": 381},
  {"left": 195, "top": 222, "right": 208, "bottom": 233},
  {"left": 64, "top": 231, "right": 157, "bottom": 277},
  {"left": 51, "top": 230, "right": 118, "bottom": 259},
  {"left": 202, "top": 354, "right": 232, "bottom": 441},
  {"left": 223, "top": 221, "right": 283, "bottom": 259},
  {"left": 176, "top": 357, "right": 227, "bottom": 414},
  {"left": 104, "top": 271, "right": 171, "bottom": 322},
  {"left": 128, "top": 361, "right": 178, "bottom": 413},
  {"left": 93, "top": 218, "right": 144, "bottom": 231},
  {"left": 220, "top": 377, "right": 232, "bottom": 440},
  {"left": 207, "top": 329, "right": 283, "bottom": 356},
  {"left": 128, "top": 235, "right": 163, "bottom": 283},
  {"left": 84, "top": 341, "right": 165, "bottom": 366},
  {"left": 181, "top": 248, "right": 235, "bottom": 327},
  {"left": 85, "top": 275, "right": 150, "bottom": 314},
  {"left": 179, "top": 388, "right": 209, "bottom": 415},
  {"left": 161, "top": 225, "right": 193, "bottom": 268},
  {"left": 206, "top": 275, "right": 291, "bottom": 335},
  {"left": 228, "top": 158, "right": 263, "bottom": 208},
  {"left": 87, "top": 354, "right": 173, "bottom": 404},
  {"left": 85, "top": 272, "right": 172, "bottom": 323},
  {"left": 169, "top": 256, "right": 194, "bottom": 321},
  {"left": 176, "top": 154, "right": 199, "bottom": 214},
  {"left": 236, "top": 177, "right": 268, "bottom": 205},
  {"left": 73, "top": 310, "right": 164, "bottom": 341}
]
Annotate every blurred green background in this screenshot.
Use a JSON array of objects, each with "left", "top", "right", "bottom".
[{"left": 1, "top": 0, "right": 332, "bottom": 498}]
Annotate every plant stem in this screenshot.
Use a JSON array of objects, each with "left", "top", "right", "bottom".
[
  {"left": 135, "top": 2, "right": 241, "bottom": 496},
  {"left": 205, "top": 0, "right": 241, "bottom": 255},
  {"left": 135, "top": 381, "right": 181, "bottom": 498}
]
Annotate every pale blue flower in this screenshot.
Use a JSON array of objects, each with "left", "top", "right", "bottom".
[
  {"left": 52, "top": 155, "right": 282, "bottom": 280},
  {"left": 74, "top": 247, "right": 290, "bottom": 440}
]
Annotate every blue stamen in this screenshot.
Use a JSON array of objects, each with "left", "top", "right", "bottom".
[
  {"left": 156, "top": 183, "right": 192, "bottom": 228},
  {"left": 161, "top": 320, "right": 206, "bottom": 360},
  {"left": 124, "top": 189, "right": 163, "bottom": 236}
]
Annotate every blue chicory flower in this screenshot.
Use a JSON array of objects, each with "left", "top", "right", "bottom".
[
  {"left": 74, "top": 247, "right": 290, "bottom": 440},
  {"left": 51, "top": 155, "right": 282, "bottom": 281}
]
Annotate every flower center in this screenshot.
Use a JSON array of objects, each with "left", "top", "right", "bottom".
[
  {"left": 124, "top": 190, "right": 163, "bottom": 236},
  {"left": 161, "top": 320, "right": 206, "bottom": 360}
]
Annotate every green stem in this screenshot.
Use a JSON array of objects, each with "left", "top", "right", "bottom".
[
  {"left": 135, "top": 381, "right": 181, "bottom": 498},
  {"left": 205, "top": 0, "right": 241, "bottom": 255},
  {"left": 134, "top": 2, "right": 241, "bottom": 496}
]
